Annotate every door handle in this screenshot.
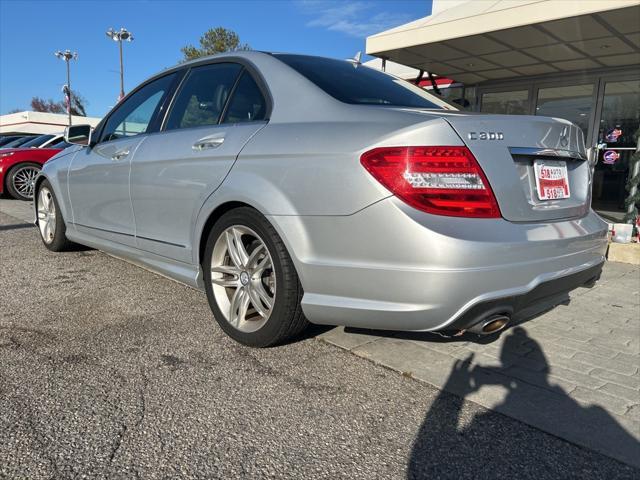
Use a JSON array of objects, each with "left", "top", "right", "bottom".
[
  {"left": 111, "top": 149, "right": 130, "bottom": 161},
  {"left": 193, "top": 136, "right": 225, "bottom": 151}
]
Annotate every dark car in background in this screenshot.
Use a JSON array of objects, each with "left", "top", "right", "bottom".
[{"left": 0, "top": 135, "right": 36, "bottom": 148}]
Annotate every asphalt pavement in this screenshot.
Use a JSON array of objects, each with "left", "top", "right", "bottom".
[{"left": 0, "top": 206, "right": 637, "bottom": 479}]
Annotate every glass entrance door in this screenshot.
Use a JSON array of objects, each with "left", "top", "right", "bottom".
[{"left": 592, "top": 79, "right": 640, "bottom": 221}]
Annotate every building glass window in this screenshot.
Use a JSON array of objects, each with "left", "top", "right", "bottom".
[
  {"left": 480, "top": 90, "right": 529, "bottom": 115},
  {"left": 592, "top": 79, "right": 640, "bottom": 218},
  {"left": 535, "top": 84, "right": 594, "bottom": 137}
]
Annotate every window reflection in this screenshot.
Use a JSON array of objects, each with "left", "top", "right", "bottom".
[
  {"left": 481, "top": 90, "right": 529, "bottom": 115},
  {"left": 535, "top": 84, "right": 594, "bottom": 137}
]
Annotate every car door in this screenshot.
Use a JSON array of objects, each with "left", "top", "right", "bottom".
[
  {"left": 67, "top": 72, "right": 177, "bottom": 246},
  {"left": 130, "top": 63, "right": 269, "bottom": 262}
]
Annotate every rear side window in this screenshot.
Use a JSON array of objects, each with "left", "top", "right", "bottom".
[
  {"left": 274, "top": 54, "right": 444, "bottom": 109},
  {"left": 165, "top": 63, "right": 242, "bottom": 130},
  {"left": 222, "top": 71, "right": 266, "bottom": 123}
]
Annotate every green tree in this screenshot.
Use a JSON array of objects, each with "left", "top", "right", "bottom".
[{"left": 181, "top": 27, "right": 250, "bottom": 61}]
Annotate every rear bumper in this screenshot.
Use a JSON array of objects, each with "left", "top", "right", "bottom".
[
  {"left": 445, "top": 261, "right": 603, "bottom": 333},
  {"left": 268, "top": 197, "right": 608, "bottom": 332}
]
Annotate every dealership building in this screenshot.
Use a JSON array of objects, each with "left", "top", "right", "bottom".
[
  {"left": 367, "top": 0, "right": 640, "bottom": 222},
  {"left": 0, "top": 111, "right": 101, "bottom": 136}
]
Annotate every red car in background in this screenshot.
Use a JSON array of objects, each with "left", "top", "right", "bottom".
[{"left": 0, "top": 138, "right": 70, "bottom": 200}]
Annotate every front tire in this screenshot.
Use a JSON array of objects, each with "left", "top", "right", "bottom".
[
  {"left": 203, "top": 207, "right": 308, "bottom": 347},
  {"left": 36, "top": 180, "right": 73, "bottom": 252},
  {"left": 6, "top": 162, "right": 41, "bottom": 200}
]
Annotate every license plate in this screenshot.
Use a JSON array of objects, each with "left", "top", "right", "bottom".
[{"left": 534, "top": 160, "right": 570, "bottom": 200}]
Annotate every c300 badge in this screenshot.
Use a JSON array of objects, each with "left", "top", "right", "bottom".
[{"left": 468, "top": 131, "right": 504, "bottom": 140}]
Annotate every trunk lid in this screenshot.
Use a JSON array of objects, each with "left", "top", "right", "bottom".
[
  {"left": 365, "top": 107, "right": 592, "bottom": 222},
  {"left": 439, "top": 112, "right": 590, "bottom": 222}
]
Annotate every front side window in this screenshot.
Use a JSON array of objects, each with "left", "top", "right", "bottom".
[
  {"left": 165, "top": 63, "right": 242, "bottom": 130},
  {"left": 274, "top": 54, "right": 446, "bottom": 109},
  {"left": 222, "top": 71, "right": 267, "bottom": 123},
  {"left": 100, "top": 73, "right": 176, "bottom": 142}
]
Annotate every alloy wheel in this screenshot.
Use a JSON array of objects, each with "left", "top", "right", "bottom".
[
  {"left": 37, "top": 187, "right": 56, "bottom": 244},
  {"left": 12, "top": 165, "right": 40, "bottom": 200},
  {"left": 210, "top": 225, "right": 276, "bottom": 333}
]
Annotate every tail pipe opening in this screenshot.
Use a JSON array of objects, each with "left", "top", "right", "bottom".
[{"left": 467, "top": 314, "right": 511, "bottom": 336}]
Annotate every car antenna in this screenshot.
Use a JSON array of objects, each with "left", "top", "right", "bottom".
[{"left": 346, "top": 51, "right": 362, "bottom": 67}]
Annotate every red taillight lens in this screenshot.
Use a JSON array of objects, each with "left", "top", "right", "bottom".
[{"left": 360, "top": 146, "right": 501, "bottom": 218}]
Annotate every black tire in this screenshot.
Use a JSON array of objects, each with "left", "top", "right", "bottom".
[
  {"left": 6, "top": 162, "right": 41, "bottom": 201},
  {"left": 36, "top": 179, "right": 74, "bottom": 252},
  {"left": 203, "top": 207, "right": 308, "bottom": 347}
]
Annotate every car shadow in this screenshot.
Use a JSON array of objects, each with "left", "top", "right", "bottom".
[{"left": 406, "top": 326, "right": 639, "bottom": 477}]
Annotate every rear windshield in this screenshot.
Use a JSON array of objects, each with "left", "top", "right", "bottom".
[{"left": 274, "top": 54, "right": 446, "bottom": 109}]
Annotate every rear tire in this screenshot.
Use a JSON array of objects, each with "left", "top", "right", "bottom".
[
  {"left": 203, "top": 207, "right": 308, "bottom": 347},
  {"left": 6, "top": 162, "right": 41, "bottom": 200},
  {"left": 36, "top": 180, "right": 73, "bottom": 252}
]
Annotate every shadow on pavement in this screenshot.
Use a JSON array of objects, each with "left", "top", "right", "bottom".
[
  {"left": 0, "top": 223, "right": 35, "bottom": 232},
  {"left": 406, "top": 327, "right": 639, "bottom": 478}
]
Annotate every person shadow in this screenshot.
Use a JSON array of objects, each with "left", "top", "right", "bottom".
[{"left": 406, "top": 326, "right": 640, "bottom": 478}]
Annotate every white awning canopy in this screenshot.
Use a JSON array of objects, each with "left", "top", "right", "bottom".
[{"left": 366, "top": 0, "right": 640, "bottom": 85}]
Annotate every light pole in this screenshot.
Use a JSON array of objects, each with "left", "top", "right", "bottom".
[
  {"left": 106, "top": 27, "right": 134, "bottom": 101},
  {"left": 54, "top": 50, "right": 78, "bottom": 126}
]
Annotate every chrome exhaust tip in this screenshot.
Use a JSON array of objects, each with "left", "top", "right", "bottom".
[{"left": 468, "top": 314, "right": 511, "bottom": 335}]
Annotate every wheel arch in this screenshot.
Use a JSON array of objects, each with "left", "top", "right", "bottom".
[
  {"left": 33, "top": 172, "right": 72, "bottom": 227},
  {"left": 197, "top": 201, "right": 255, "bottom": 268}
]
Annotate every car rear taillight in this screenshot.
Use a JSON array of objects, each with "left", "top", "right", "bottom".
[{"left": 360, "top": 146, "right": 501, "bottom": 218}]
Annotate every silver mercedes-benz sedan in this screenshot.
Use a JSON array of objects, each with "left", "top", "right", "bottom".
[{"left": 35, "top": 51, "right": 608, "bottom": 347}]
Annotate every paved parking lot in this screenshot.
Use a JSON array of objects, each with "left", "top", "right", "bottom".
[
  {"left": 0, "top": 198, "right": 638, "bottom": 479},
  {"left": 321, "top": 261, "right": 640, "bottom": 467}
]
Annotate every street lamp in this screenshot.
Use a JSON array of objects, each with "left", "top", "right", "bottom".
[
  {"left": 106, "top": 27, "right": 134, "bottom": 101},
  {"left": 54, "top": 49, "right": 78, "bottom": 126}
]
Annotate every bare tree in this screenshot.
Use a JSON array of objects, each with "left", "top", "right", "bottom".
[{"left": 30, "top": 90, "right": 87, "bottom": 116}]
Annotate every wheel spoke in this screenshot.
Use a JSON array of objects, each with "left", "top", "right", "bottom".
[
  {"left": 253, "top": 253, "right": 272, "bottom": 275},
  {"left": 211, "top": 266, "right": 240, "bottom": 288},
  {"left": 225, "top": 230, "right": 244, "bottom": 268},
  {"left": 229, "top": 287, "right": 250, "bottom": 328},
  {"left": 247, "top": 287, "right": 268, "bottom": 318},
  {"left": 232, "top": 227, "right": 249, "bottom": 266},
  {"left": 254, "top": 282, "right": 273, "bottom": 309},
  {"left": 246, "top": 243, "right": 265, "bottom": 269},
  {"left": 228, "top": 287, "right": 242, "bottom": 326},
  {"left": 237, "top": 290, "right": 251, "bottom": 328}
]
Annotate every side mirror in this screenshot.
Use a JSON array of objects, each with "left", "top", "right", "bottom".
[{"left": 64, "top": 124, "right": 93, "bottom": 147}]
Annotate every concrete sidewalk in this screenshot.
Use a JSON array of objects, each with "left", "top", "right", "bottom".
[{"left": 320, "top": 262, "right": 640, "bottom": 467}]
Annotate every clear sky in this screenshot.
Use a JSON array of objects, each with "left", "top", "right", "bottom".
[{"left": 0, "top": 0, "right": 432, "bottom": 117}]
